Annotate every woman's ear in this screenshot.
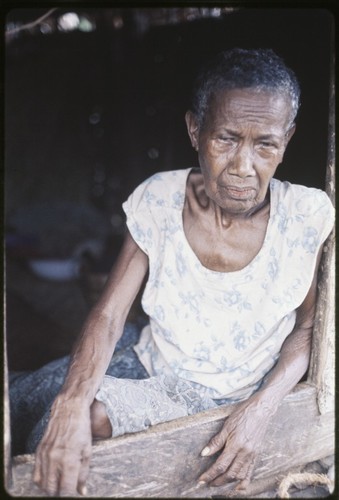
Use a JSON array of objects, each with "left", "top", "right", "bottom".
[
  {"left": 279, "top": 124, "right": 296, "bottom": 165},
  {"left": 185, "top": 111, "right": 200, "bottom": 151},
  {"left": 284, "top": 123, "right": 296, "bottom": 147}
]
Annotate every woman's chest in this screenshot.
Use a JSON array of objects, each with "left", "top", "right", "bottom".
[{"left": 182, "top": 208, "right": 269, "bottom": 273}]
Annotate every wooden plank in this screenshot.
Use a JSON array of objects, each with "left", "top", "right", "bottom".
[
  {"left": 3, "top": 310, "right": 13, "bottom": 493},
  {"left": 308, "top": 31, "right": 335, "bottom": 414},
  {"left": 309, "top": 230, "right": 335, "bottom": 414},
  {"left": 7, "top": 383, "right": 334, "bottom": 497}
]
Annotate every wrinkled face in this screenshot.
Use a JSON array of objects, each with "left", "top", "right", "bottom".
[{"left": 186, "top": 88, "right": 295, "bottom": 216}]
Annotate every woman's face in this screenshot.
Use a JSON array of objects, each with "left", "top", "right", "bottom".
[{"left": 186, "top": 88, "right": 295, "bottom": 216}]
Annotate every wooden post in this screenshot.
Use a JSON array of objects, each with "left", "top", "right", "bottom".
[
  {"left": 308, "top": 22, "right": 335, "bottom": 414},
  {"left": 4, "top": 298, "right": 13, "bottom": 491}
]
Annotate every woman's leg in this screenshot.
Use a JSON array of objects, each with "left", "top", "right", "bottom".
[
  {"left": 90, "top": 344, "right": 149, "bottom": 439},
  {"left": 90, "top": 400, "right": 112, "bottom": 439},
  {"left": 93, "top": 373, "right": 218, "bottom": 439}
]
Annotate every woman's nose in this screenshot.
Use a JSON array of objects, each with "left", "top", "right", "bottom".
[{"left": 229, "top": 145, "right": 255, "bottom": 177}]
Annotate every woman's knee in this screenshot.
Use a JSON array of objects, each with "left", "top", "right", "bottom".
[{"left": 90, "top": 399, "right": 112, "bottom": 439}]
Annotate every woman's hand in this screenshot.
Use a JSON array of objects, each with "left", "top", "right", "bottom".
[
  {"left": 198, "top": 396, "right": 274, "bottom": 490},
  {"left": 33, "top": 396, "right": 92, "bottom": 496}
]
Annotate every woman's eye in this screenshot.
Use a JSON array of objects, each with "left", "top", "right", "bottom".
[
  {"left": 218, "top": 136, "right": 236, "bottom": 144},
  {"left": 259, "top": 141, "right": 275, "bottom": 149}
]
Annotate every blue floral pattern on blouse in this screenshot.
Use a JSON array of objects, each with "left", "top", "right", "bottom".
[{"left": 122, "top": 168, "right": 334, "bottom": 401}]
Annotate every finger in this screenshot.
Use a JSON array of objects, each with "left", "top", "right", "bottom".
[
  {"left": 42, "top": 449, "right": 62, "bottom": 496},
  {"left": 211, "top": 453, "right": 255, "bottom": 491},
  {"left": 59, "top": 460, "right": 82, "bottom": 497},
  {"left": 209, "top": 451, "right": 250, "bottom": 486},
  {"left": 201, "top": 425, "right": 229, "bottom": 457},
  {"left": 33, "top": 448, "right": 42, "bottom": 486},
  {"left": 235, "top": 476, "right": 251, "bottom": 492},
  {"left": 42, "top": 465, "right": 60, "bottom": 496},
  {"left": 234, "top": 455, "right": 256, "bottom": 491},
  {"left": 36, "top": 440, "right": 60, "bottom": 496},
  {"left": 77, "top": 454, "right": 91, "bottom": 496},
  {"left": 198, "top": 451, "right": 236, "bottom": 484}
]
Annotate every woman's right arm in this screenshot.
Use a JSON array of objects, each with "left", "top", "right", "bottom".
[{"left": 33, "top": 229, "right": 149, "bottom": 496}]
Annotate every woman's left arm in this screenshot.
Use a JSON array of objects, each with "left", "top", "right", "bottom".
[{"left": 198, "top": 246, "right": 323, "bottom": 490}]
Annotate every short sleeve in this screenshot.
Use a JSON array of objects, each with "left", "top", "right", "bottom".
[
  {"left": 298, "top": 188, "right": 335, "bottom": 247},
  {"left": 122, "top": 174, "right": 165, "bottom": 257},
  {"left": 274, "top": 179, "right": 335, "bottom": 254}
]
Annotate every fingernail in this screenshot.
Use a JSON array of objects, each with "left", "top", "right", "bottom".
[
  {"left": 197, "top": 480, "right": 206, "bottom": 487},
  {"left": 201, "top": 446, "right": 210, "bottom": 457},
  {"left": 80, "top": 485, "right": 88, "bottom": 496}
]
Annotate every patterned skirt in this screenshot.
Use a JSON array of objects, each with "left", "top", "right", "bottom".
[{"left": 9, "top": 321, "right": 220, "bottom": 455}]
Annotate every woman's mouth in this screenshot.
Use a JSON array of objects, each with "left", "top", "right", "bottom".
[{"left": 223, "top": 186, "right": 256, "bottom": 200}]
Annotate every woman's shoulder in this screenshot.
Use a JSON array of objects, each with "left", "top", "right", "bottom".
[
  {"left": 271, "top": 178, "right": 334, "bottom": 219},
  {"left": 126, "top": 168, "right": 192, "bottom": 211}
]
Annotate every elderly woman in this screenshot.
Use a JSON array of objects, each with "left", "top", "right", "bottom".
[{"left": 10, "top": 48, "right": 334, "bottom": 496}]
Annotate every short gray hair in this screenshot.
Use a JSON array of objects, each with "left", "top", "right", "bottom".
[{"left": 191, "top": 48, "right": 301, "bottom": 129}]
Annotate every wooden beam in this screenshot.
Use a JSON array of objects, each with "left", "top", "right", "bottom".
[
  {"left": 3, "top": 317, "right": 13, "bottom": 492},
  {"left": 308, "top": 24, "right": 335, "bottom": 414},
  {"left": 7, "top": 383, "right": 334, "bottom": 497}
]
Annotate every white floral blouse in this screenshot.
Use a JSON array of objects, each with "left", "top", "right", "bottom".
[{"left": 123, "top": 168, "right": 334, "bottom": 401}]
